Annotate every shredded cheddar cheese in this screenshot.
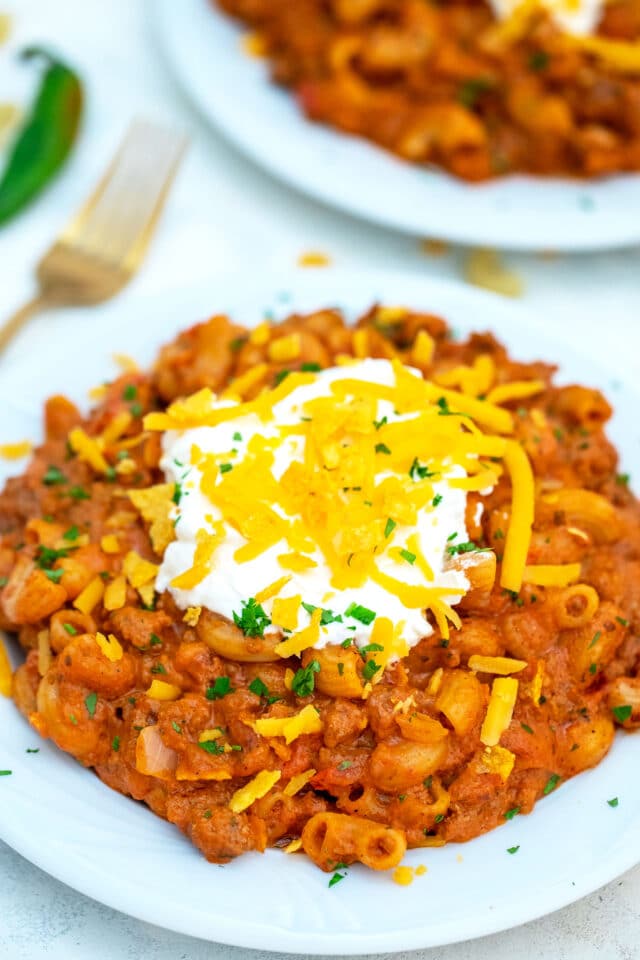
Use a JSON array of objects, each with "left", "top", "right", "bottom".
[
  {"left": 480, "top": 744, "right": 516, "bottom": 781},
  {"left": 481, "top": 677, "right": 519, "bottom": 746},
  {"left": 283, "top": 768, "right": 316, "bottom": 796},
  {"left": 146, "top": 679, "right": 181, "bottom": 701},
  {"left": 103, "top": 575, "right": 127, "bottom": 612},
  {"left": 68, "top": 427, "right": 110, "bottom": 474},
  {"left": 522, "top": 563, "right": 582, "bottom": 587},
  {"left": 251, "top": 704, "right": 323, "bottom": 744},
  {"left": 95, "top": 632, "right": 123, "bottom": 662},
  {"left": 468, "top": 655, "right": 527, "bottom": 675},
  {"left": 73, "top": 576, "right": 104, "bottom": 615},
  {"left": 283, "top": 838, "right": 303, "bottom": 854},
  {"left": 500, "top": 440, "right": 535, "bottom": 593},
  {"left": 183, "top": 606, "right": 202, "bottom": 626},
  {"left": 0, "top": 635, "right": 12, "bottom": 697},
  {"left": 0, "top": 440, "right": 32, "bottom": 460},
  {"left": 229, "top": 769, "right": 282, "bottom": 813},
  {"left": 100, "top": 534, "right": 120, "bottom": 554}
]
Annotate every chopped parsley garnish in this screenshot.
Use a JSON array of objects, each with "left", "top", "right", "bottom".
[
  {"left": 85, "top": 692, "right": 98, "bottom": 718},
  {"left": 337, "top": 760, "right": 352, "bottom": 771},
  {"left": 521, "top": 723, "right": 534, "bottom": 734},
  {"left": 172, "top": 721, "right": 182, "bottom": 734},
  {"left": 233, "top": 597, "right": 271, "bottom": 637},
  {"left": 206, "top": 676, "right": 235, "bottom": 700},
  {"left": 291, "top": 660, "right": 321, "bottom": 697},
  {"left": 423, "top": 776, "right": 433, "bottom": 789},
  {"left": 588, "top": 631, "right": 602, "bottom": 649},
  {"left": 63, "top": 525, "right": 80, "bottom": 541},
  {"left": 409, "top": 457, "right": 437, "bottom": 481},
  {"left": 507, "top": 845, "right": 520, "bottom": 855},
  {"left": 434, "top": 813, "right": 445, "bottom": 823},
  {"left": 373, "top": 416, "right": 388, "bottom": 431},
  {"left": 200, "top": 740, "right": 225, "bottom": 755},
  {"left": 42, "top": 465, "right": 67, "bottom": 485},
  {"left": 543, "top": 773, "right": 561, "bottom": 795},
  {"left": 340, "top": 638, "right": 352, "bottom": 649},
  {"left": 375, "top": 443, "right": 391, "bottom": 455},
  {"left": 69, "top": 485, "right": 90, "bottom": 501},
  {"left": 432, "top": 494, "right": 443, "bottom": 507},
  {"left": 232, "top": 432, "right": 242, "bottom": 442},
  {"left": 26, "top": 748, "right": 39, "bottom": 754},
  {"left": 494, "top": 529, "right": 505, "bottom": 540},
  {"left": 588, "top": 663, "right": 597, "bottom": 675},
  {"left": 62, "top": 623, "right": 77, "bottom": 635},
  {"left": 44, "top": 569, "right": 64, "bottom": 583},
  {"left": 112, "top": 736, "right": 120, "bottom": 752},
  {"left": 35, "top": 544, "right": 72, "bottom": 569},
  {"left": 203, "top": 809, "right": 212, "bottom": 819},
  {"left": 219, "top": 463, "right": 233, "bottom": 474},
  {"left": 0, "top": 770, "right": 12, "bottom": 776},
  {"left": 301, "top": 362, "right": 322, "bottom": 372},
  {"left": 122, "top": 384, "right": 137, "bottom": 401},
  {"left": 529, "top": 50, "right": 550, "bottom": 71},
  {"left": 337, "top": 663, "right": 344, "bottom": 676},
  {"left": 446, "top": 540, "right": 482, "bottom": 556},
  {"left": 150, "top": 633, "right": 162, "bottom": 646},
  {"left": 328, "top": 868, "right": 347, "bottom": 888},
  {"left": 344, "top": 602, "right": 376, "bottom": 625},
  {"left": 607, "top": 797, "right": 619, "bottom": 808},
  {"left": 172, "top": 483, "right": 183, "bottom": 505},
  {"left": 150, "top": 664, "right": 167, "bottom": 675},
  {"left": 360, "top": 643, "right": 384, "bottom": 656},
  {"left": 616, "top": 473, "right": 630, "bottom": 487},
  {"left": 0, "top": 577, "right": 7, "bottom": 588},
  {"left": 399, "top": 549, "right": 416, "bottom": 565},
  {"left": 129, "top": 402, "right": 143, "bottom": 418},
  {"left": 362, "top": 660, "right": 381, "bottom": 681},
  {"left": 301, "top": 602, "right": 343, "bottom": 625},
  {"left": 457, "top": 76, "right": 492, "bottom": 108},
  {"left": 274, "top": 369, "right": 291, "bottom": 386},
  {"left": 504, "top": 806, "right": 520, "bottom": 820},
  {"left": 384, "top": 517, "right": 396, "bottom": 538},
  {"left": 612, "top": 704, "right": 632, "bottom": 723},
  {"left": 616, "top": 616, "right": 629, "bottom": 627},
  {"left": 230, "top": 336, "right": 246, "bottom": 352}
]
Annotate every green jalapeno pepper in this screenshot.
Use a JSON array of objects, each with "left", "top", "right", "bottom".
[{"left": 0, "top": 46, "right": 83, "bottom": 226}]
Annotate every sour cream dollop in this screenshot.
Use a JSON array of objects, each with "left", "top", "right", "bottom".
[{"left": 156, "top": 359, "right": 484, "bottom": 657}]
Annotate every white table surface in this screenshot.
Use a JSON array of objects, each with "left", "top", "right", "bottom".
[{"left": 0, "top": 1, "right": 639, "bottom": 958}]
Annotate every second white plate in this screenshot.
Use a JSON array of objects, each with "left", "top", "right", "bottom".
[{"left": 155, "top": 0, "right": 640, "bottom": 251}]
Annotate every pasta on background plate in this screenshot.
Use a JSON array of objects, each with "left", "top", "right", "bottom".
[
  {"left": 215, "top": 0, "right": 640, "bottom": 180},
  {"left": 1, "top": 304, "right": 639, "bottom": 881}
]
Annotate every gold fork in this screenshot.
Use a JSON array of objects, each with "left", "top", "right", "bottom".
[{"left": 0, "top": 119, "right": 188, "bottom": 354}]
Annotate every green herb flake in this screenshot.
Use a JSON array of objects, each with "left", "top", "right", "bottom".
[
  {"left": 112, "top": 736, "right": 120, "bottom": 752},
  {"left": 233, "top": 597, "right": 272, "bottom": 637},
  {"left": 291, "top": 660, "right": 321, "bottom": 698},
  {"left": 616, "top": 473, "right": 630, "bottom": 487},
  {"left": 301, "top": 362, "right": 322, "bottom": 372},
  {"left": 219, "top": 463, "right": 233, "bottom": 474},
  {"left": 122, "top": 384, "right": 137, "bottom": 401},
  {"left": 616, "top": 616, "right": 629, "bottom": 628},
  {"left": 85, "top": 692, "right": 98, "bottom": 718},
  {"left": 42, "top": 465, "right": 67, "bottom": 486},
  {"left": 172, "top": 483, "right": 183, "bottom": 505},
  {"left": 206, "top": 676, "right": 235, "bottom": 700},
  {"left": 410, "top": 457, "right": 437, "bottom": 481},
  {"left": 344, "top": 602, "right": 376, "bottom": 625},
  {"left": 203, "top": 809, "right": 213, "bottom": 819},
  {"left": 232, "top": 432, "right": 242, "bottom": 442},
  {"left": 375, "top": 443, "right": 391, "bottom": 456},
  {"left": 612, "top": 704, "right": 632, "bottom": 723},
  {"left": 588, "top": 630, "right": 602, "bottom": 650},
  {"left": 521, "top": 723, "right": 534, "bottom": 734},
  {"left": 44, "top": 568, "right": 64, "bottom": 583},
  {"left": 399, "top": 548, "right": 416, "bottom": 565},
  {"left": 589, "top": 663, "right": 597, "bottom": 675},
  {"left": 301, "top": 602, "right": 343, "bottom": 625},
  {"left": 0, "top": 770, "right": 12, "bottom": 776},
  {"left": 337, "top": 760, "right": 353, "bottom": 771},
  {"left": 172, "top": 721, "right": 183, "bottom": 734},
  {"left": 373, "top": 416, "right": 388, "bottom": 431},
  {"left": 434, "top": 813, "right": 445, "bottom": 823},
  {"left": 150, "top": 633, "right": 162, "bottom": 646},
  {"left": 63, "top": 525, "right": 80, "bottom": 541},
  {"left": 362, "top": 660, "right": 381, "bottom": 682},
  {"left": 432, "top": 494, "right": 443, "bottom": 507},
  {"left": 0, "top": 577, "right": 7, "bottom": 588},
  {"left": 150, "top": 664, "right": 167, "bottom": 675},
  {"left": 69, "top": 485, "right": 90, "bottom": 501},
  {"left": 328, "top": 870, "right": 347, "bottom": 888},
  {"left": 607, "top": 797, "right": 619, "bottom": 808},
  {"left": 200, "top": 740, "right": 225, "bottom": 755},
  {"left": 507, "top": 845, "right": 520, "bottom": 855},
  {"left": 543, "top": 773, "right": 561, "bottom": 795},
  {"left": 384, "top": 517, "right": 396, "bottom": 538},
  {"left": 504, "top": 806, "right": 520, "bottom": 820},
  {"left": 62, "top": 623, "right": 77, "bottom": 635}
]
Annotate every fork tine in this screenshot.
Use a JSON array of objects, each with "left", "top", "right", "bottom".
[{"left": 62, "top": 120, "right": 187, "bottom": 266}]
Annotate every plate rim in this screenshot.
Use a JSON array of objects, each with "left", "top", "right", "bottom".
[
  {"left": 1, "top": 268, "right": 640, "bottom": 953},
  {"left": 153, "top": 0, "right": 640, "bottom": 252}
]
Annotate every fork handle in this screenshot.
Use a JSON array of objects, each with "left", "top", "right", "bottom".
[{"left": 0, "top": 294, "right": 48, "bottom": 355}]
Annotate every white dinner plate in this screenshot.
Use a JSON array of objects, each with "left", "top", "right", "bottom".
[
  {"left": 154, "top": 0, "right": 640, "bottom": 252},
  {"left": 0, "top": 270, "right": 639, "bottom": 953}
]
